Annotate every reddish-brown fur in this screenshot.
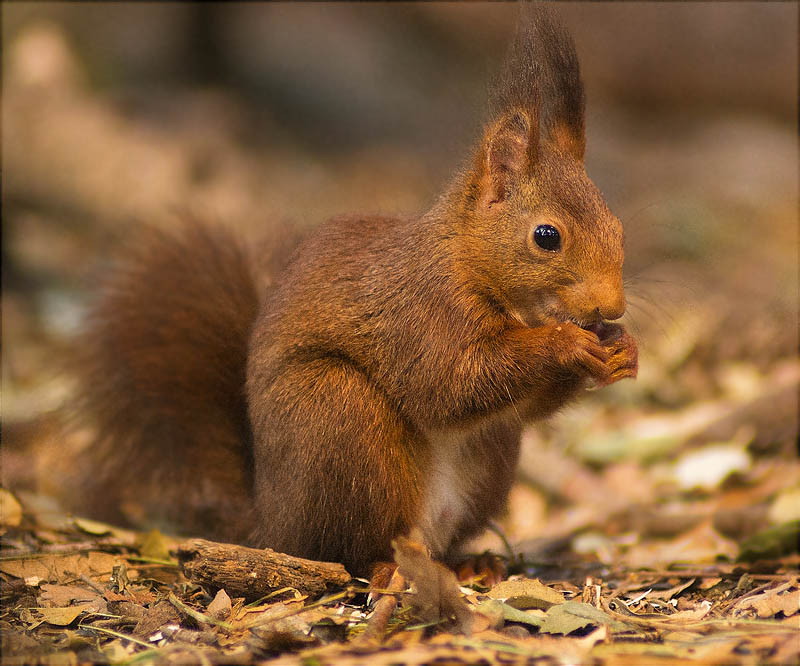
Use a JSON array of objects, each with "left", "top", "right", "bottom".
[{"left": 67, "top": 7, "right": 637, "bottom": 576}]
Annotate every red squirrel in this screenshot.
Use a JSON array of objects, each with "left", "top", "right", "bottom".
[{"left": 68, "top": 7, "right": 637, "bottom": 577}]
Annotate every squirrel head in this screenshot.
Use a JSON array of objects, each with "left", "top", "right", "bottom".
[{"left": 456, "top": 5, "right": 625, "bottom": 329}]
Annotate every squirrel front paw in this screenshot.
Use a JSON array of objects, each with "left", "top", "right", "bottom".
[
  {"left": 597, "top": 324, "right": 638, "bottom": 386},
  {"left": 546, "top": 321, "right": 611, "bottom": 382}
]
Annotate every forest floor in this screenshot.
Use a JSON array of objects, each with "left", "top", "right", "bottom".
[{"left": 1, "top": 478, "right": 798, "bottom": 666}]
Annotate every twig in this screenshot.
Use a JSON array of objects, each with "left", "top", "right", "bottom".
[
  {"left": 356, "top": 567, "right": 407, "bottom": 644},
  {"left": 79, "top": 574, "right": 107, "bottom": 596},
  {"left": 177, "top": 538, "right": 351, "bottom": 600},
  {"left": 168, "top": 592, "right": 233, "bottom": 631},
  {"left": 487, "top": 520, "right": 516, "bottom": 564},
  {"left": 241, "top": 588, "right": 352, "bottom": 631},
  {"left": 126, "top": 555, "right": 179, "bottom": 567},
  {"left": 244, "top": 586, "right": 301, "bottom": 608},
  {"left": 78, "top": 623, "right": 153, "bottom": 649}
]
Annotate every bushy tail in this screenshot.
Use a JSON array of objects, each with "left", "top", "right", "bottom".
[{"left": 66, "top": 221, "right": 262, "bottom": 541}]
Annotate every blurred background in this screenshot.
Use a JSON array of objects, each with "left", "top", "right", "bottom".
[{"left": 2, "top": 3, "right": 798, "bottom": 565}]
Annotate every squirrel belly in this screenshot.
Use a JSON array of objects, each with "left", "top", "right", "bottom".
[{"left": 67, "top": 6, "right": 638, "bottom": 577}]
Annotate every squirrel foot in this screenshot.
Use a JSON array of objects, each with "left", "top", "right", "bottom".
[{"left": 454, "top": 553, "right": 507, "bottom": 588}]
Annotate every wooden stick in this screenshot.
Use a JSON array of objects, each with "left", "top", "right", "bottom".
[
  {"left": 176, "top": 539, "right": 351, "bottom": 601},
  {"left": 356, "top": 567, "right": 407, "bottom": 645}
]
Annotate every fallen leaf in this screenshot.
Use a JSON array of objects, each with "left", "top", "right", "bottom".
[
  {"left": 308, "top": 617, "right": 348, "bottom": 643},
  {"left": 136, "top": 529, "right": 172, "bottom": 561},
  {"left": 648, "top": 577, "right": 696, "bottom": 601},
  {"left": 128, "top": 586, "right": 157, "bottom": 605},
  {"left": 732, "top": 581, "right": 799, "bottom": 618},
  {"left": 622, "top": 520, "right": 739, "bottom": 568},
  {"left": 208, "top": 588, "right": 232, "bottom": 620},
  {"left": 101, "top": 639, "right": 137, "bottom": 663},
  {"left": 133, "top": 599, "right": 182, "bottom": 638},
  {"left": 39, "top": 584, "right": 99, "bottom": 606},
  {"left": 672, "top": 443, "right": 751, "bottom": 491},
  {"left": 1, "top": 557, "right": 57, "bottom": 581},
  {"left": 478, "top": 599, "right": 545, "bottom": 628},
  {"left": 738, "top": 520, "right": 800, "bottom": 561},
  {"left": 0, "top": 488, "right": 23, "bottom": 527},
  {"left": 1, "top": 550, "right": 124, "bottom": 585},
  {"left": 539, "top": 601, "right": 631, "bottom": 635},
  {"left": 31, "top": 603, "right": 96, "bottom": 626},
  {"left": 393, "top": 536, "right": 473, "bottom": 634},
  {"left": 768, "top": 487, "right": 800, "bottom": 524},
  {"left": 487, "top": 578, "right": 565, "bottom": 610},
  {"left": 72, "top": 517, "right": 112, "bottom": 536},
  {"left": 468, "top": 599, "right": 505, "bottom": 631}
]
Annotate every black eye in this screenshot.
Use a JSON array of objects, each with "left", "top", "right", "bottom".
[{"left": 533, "top": 224, "right": 561, "bottom": 251}]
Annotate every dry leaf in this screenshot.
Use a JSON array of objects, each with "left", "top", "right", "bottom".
[
  {"left": 135, "top": 529, "right": 173, "bottom": 561},
  {"left": 393, "top": 536, "right": 473, "bottom": 634},
  {"left": 0, "top": 488, "right": 23, "bottom": 527},
  {"left": 72, "top": 517, "right": 113, "bottom": 536},
  {"left": 39, "top": 583, "right": 99, "bottom": 607},
  {"left": 672, "top": 443, "right": 751, "bottom": 490},
  {"left": 132, "top": 599, "right": 182, "bottom": 638},
  {"left": 622, "top": 520, "right": 739, "bottom": 568},
  {"left": 732, "top": 581, "right": 799, "bottom": 618},
  {"left": 487, "top": 578, "right": 565, "bottom": 610},
  {"left": 768, "top": 487, "right": 800, "bottom": 524},
  {"left": 1, "top": 551, "right": 123, "bottom": 586},
  {"left": 478, "top": 599, "right": 545, "bottom": 628},
  {"left": 31, "top": 603, "right": 98, "bottom": 626},
  {"left": 738, "top": 520, "right": 800, "bottom": 561},
  {"left": 208, "top": 588, "right": 232, "bottom": 620},
  {"left": 539, "top": 601, "right": 632, "bottom": 635}
]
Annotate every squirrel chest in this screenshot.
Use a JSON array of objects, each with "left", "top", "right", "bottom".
[{"left": 419, "top": 405, "right": 525, "bottom": 557}]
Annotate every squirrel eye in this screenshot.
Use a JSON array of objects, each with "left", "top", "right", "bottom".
[{"left": 533, "top": 224, "right": 561, "bottom": 251}]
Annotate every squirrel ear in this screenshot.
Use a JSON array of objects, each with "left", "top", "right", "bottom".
[
  {"left": 548, "top": 119, "right": 585, "bottom": 162},
  {"left": 480, "top": 109, "right": 538, "bottom": 206}
]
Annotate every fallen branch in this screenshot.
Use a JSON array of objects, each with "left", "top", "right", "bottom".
[{"left": 176, "top": 539, "right": 351, "bottom": 601}]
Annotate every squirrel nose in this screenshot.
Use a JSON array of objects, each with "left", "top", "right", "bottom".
[{"left": 597, "top": 295, "right": 625, "bottom": 321}]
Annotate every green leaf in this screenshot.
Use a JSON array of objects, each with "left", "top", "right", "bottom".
[
  {"left": 738, "top": 520, "right": 800, "bottom": 562},
  {"left": 480, "top": 600, "right": 545, "bottom": 627},
  {"left": 539, "top": 601, "right": 631, "bottom": 635}
]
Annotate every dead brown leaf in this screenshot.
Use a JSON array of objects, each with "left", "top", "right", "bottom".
[
  {"left": 731, "top": 580, "right": 799, "bottom": 618},
  {"left": 0, "top": 488, "right": 24, "bottom": 527},
  {"left": 38, "top": 583, "right": 100, "bottom": 607},
  {"left": 29, "top": 602, "right": 100, "bottom": 627},
  {"left": 393, "top": 536, "right": 473, "bottom": 634},
  {"left": 207, "top": 588, "right": 232, "bottom": 620},
  {"left": 622, "top": 520, "right": 739, "bottom": 568},
  {"left": 0, "top": 550, "right": 123, "bottom": 584},
  {"left": 486, "top": 578, "right": 566, "bottom": 610}
]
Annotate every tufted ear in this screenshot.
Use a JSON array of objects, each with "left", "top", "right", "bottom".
[
  {"left": 489, "top": 3, "right": 586, "bottom": 164},
  {"left": 534, "top": 5, "right": 586, "bottom": 162},
  {"left": 479, "top": 108, "right": 538, "bottom": 207},
  {"left": 548, "top": 117, "right": 585, "bottom": 163}
]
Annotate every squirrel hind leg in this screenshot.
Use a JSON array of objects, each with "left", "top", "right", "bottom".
[{"left": 247, "top": 355, "right": 427, "bottom": 576}]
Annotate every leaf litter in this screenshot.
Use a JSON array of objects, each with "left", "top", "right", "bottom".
[{"left": 1, "top": 488, "right": 798, "bottom": 665}]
